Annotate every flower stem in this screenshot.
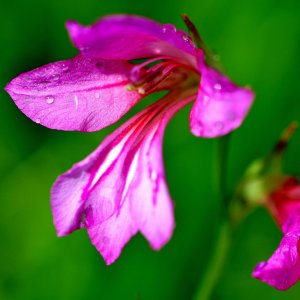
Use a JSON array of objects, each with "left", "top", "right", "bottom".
[
  {"left": 192, "top": 135, "right": 232, "bottom": 300},
  {"left": 192, "top": 218, "right": 232, "bottom": 300}
]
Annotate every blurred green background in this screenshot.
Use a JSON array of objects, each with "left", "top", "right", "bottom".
[{"left": 1, "top": 0, "right": 300, "bottom": 299}]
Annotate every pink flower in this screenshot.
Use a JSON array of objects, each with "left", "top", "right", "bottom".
[
  {"left": 5, "top": 15, "right": 254, "bottom": 264},
  {"left": 253, "top": 177, "right": 300, "bottom": 290}
]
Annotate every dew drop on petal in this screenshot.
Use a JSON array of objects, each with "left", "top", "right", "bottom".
[
  {"left": 182, "top": 34, "right": 191, "bottom": 42},
  {"left": 177, "top": 30, "right": 192, "bottom": 43},
  {"left": 35, "top": 118, "right": 41, "bottom": 124},
  {"left": 95, "top": 92, "right": 100, "bottom": 99},
  {"left": 45, "top": 96, "right": 54, "bottom": 104},
  {"left": 162, "top": 23, "right": 177, "bottom": 33},
  {"left": 214, "top": 83, "right": 222, "bottom": 90},
  {"left": 52, "top": 75, "right": 60, "bottom": 81},
  {"left": 74, "top": 95, "right": 79, "bottom": 110},
  {"left": 61, "top": 64, "right": 69, "bottom": 72},
  {"left": 150, "top": 170, "right": 158, "bottom": 181},
  {"left": 254, "top": 262, "right": 267, "bottom": 271},
  {"left": 150, "top": 170, "right": 159, "bottom": 197},
  {"left": 80, "top": 46, "right": 90, "bottom": 52}
]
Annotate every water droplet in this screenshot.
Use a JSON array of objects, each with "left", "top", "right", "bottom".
[
  {"left": 95, "top": 92, "right": 100, "bottom": 98},
  {"left": 162, "top": 23, "right": 177, "bottom": 33},
  {"left": 182, "top": 34, "right": 191, "bottom": 42},
  {"left": 102, "top": 236, "right": 110, "bottom": 244},
  {"left": 214, "top": 83, "right": 222, "bottom": 90},
  {"left": 61, "top": 64, "right": 69, "bottom": 72},
  {"left": 177, "top": 30, "right": 192, "bottom": 43},
  {"left": 203, "top": 95, "right": 210, "bottom": 106},
  {"left": 36, "top": 118, "right": 41, "bottom": 124},
  {"left": 214, "top": 121, "right": 223, "bottom": 130},
  {"left": 80, "top": 46, "right": 90, "bottom": 52},
  {"left": 74, "top": 95, "right": 79, "bottom": 110},
  {"left": 151, "top": 170, "right": 158, "bottom": 181},
  {"left": 255, "top": 262, "right": 267, "bottom": 271},
  {"left": 45, "top": 96, "right": 54, "bottom": 104},
  {"left": 52, "top": 75, "right": 59, "bottom": 81},
  {"left": 150, "top": 170, "right": 159, "bottom": 195}
]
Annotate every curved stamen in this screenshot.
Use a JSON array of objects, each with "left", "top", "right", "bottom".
[
  {"left": 130, "top": 56, "right": 172, "bottom": 83},
  {"left": 130, "top": 57, "right": 197, "bottom": 95}
]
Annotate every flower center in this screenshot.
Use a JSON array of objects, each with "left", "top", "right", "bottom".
[{"left": 127, "top": 56, "right": 199, "bottom": 95}]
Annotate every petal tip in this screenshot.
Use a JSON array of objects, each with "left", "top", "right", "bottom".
[
  {"left": 65, "top": 19, "right": 80, "bottom": 31},
  {"left": 4, "top": 77, "right": 18, "bottom": 95},
  {"left": 4, "top": 81, "right": 11, "bottom": 93},
  {"left": 66, "top": 20, "right": 86, "bottom": 46}
]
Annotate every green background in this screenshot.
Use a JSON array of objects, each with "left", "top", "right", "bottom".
[{"left": 1, "top": 0, "right": 300, "bottom": 299}]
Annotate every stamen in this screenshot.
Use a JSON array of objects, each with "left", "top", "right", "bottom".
[
  {"left": 129, "top": 55, "right": 198, "bottom": 95},
  {"left": 130, "top": 56, "right": 171, "bottom": 83},
  {"left": 133, "top": 65, "right": 164, "bottom": 86},
  {"left": 139, "top": 72, "right": 172, "bottom": 94}
]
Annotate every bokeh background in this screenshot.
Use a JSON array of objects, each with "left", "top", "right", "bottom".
[{"left": 1, "top": 0, "right": 300, "bottom": 299}]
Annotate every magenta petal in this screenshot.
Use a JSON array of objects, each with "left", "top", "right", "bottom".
[
  {"left": 51, "top": 162, "right": 91, "bottom": 236},
  {"left": 190, "top": 51, "right": 254, "bottom": 138},
  {"left": 85, "top": 93, "right": 192, "bottom": 264},
  {"left": 129, "top": 125, "right": 175, "bottom": 250},
  {"left": 51, "top": 91, "right": 194, "bottom": 264},
  {"left": 253, "top": 232, "right": 300, "bottom": 290},
  {"left": 5, "top": 55, "right": 141, "bottom": 132},
  {"left": 66, "top": 15, "right": 196, "bottom": 64},
  {"left": 50, "top": 115, "right": 139, "bottom": 236},
  {"left": 87, "top": 199, "right": 138, "bottom": 265}
]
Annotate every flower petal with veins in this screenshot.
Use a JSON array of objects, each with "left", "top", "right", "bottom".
[
  {"left": 190, "top": 50, "right": 254, "bottom": 138},
  {"left": 66, "top": 15, "right": 196, "bottom": 65},
  {"left": 5, "top": 55, "right": 141, "bottom": 132},
  {"left": 51, "top": 91, "right": 195, "bottom": 264},
  {"left": 4, "top": 14, "right": 255, "bottom": 265}
]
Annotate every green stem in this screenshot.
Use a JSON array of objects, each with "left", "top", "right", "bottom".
[
  {"left": 192, "top": 135, "right": 232, "bottom": 300},
  {"left": 192, "top": 219, "right": 232, "bottom": 300}
]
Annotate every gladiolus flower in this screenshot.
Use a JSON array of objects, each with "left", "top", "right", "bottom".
[
  {"left": 253, "top": 177, "right": 300, "bottom": 290},
  {"left": 5, "top": 15, "right": 254, "bottom": 264}
]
